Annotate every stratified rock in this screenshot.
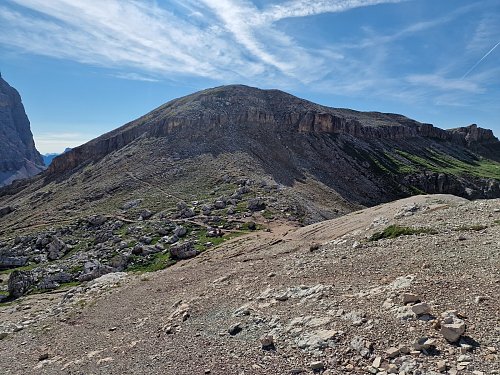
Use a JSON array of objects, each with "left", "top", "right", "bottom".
[{"left": 0, "top": 75, "right": 44, "bottom": 186}]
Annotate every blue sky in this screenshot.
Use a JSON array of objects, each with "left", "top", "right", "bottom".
[{"left": 0, "top": 0, "right": 499, "bottom": 153}]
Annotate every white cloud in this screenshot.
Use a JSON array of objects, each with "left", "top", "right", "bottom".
[
  {"left": 261, "top": 0, "right": 407, "bottom": 22},
  {"left": 34, "top": 132, "right": 94, "bottom": 154},
  {"left": 112, "top": 72, "right": 160, "bottom": 82},
  {"left": 0, "top": 0, "right": 405, "bottom": 84},
  {"left": 406, "top": 74, "right": 484, "bottom": 93},
  {"left": 0, "top": 0, "right": 495, "bottom": 114}
]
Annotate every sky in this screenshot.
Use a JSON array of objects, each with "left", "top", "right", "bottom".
[{"left": 0, "top": 0, "right": 499, "bottom": 154}]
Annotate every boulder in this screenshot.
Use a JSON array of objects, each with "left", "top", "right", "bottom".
[
  {"left": 441, "top": 321, "right": 466, "bottom": 342},
  {"left": 401, "top": 293, "right": 420, "bottom": 304},
  {"left": 174, "top": 226, "right": 187, "bottom": 238},
  {"left": 47, "top": 237, "right": 67, "bottom": 260},
  {"left": 411, "top": 302, "right": 431, "bottom": 315},
  {"left": 0, "top": 255, "right": 28, "bottom": 270},
  {"left": 87, "top": 215, "right": 107, "bottom": 226},
  {"left": 8, "top": 270, "right": 36, "bottom": 298},
  {"left": 247, "top": 198, "right": 266, "bottom": 211},
  {"left": 440, "top": 311, "right": 466, "bottom": 342},
  {"left": 170, "top": 242, "right": 198, "bottom": 260},
  {"left": 0, "top": 206, "right": 14, "bottom": 217},
  {"left": 78, "top": 260, "right": 114, "bottom": 282}
]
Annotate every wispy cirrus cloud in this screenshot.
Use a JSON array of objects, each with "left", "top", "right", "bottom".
[
  {"left": 261, "top": 0, "right": 408, "bottom": 22},
  {"left": 0, "top": 0, "right": 405, "bottom": 84},
  {"left": 0, "top": 0, "right": 498, "bottom": 115},
  {"left": 406, "top": 74, "right": 484, "bottom": 93}
]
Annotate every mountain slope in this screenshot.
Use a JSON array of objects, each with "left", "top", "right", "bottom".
[
  {"left": 0, "top": 84, "right": 499, "bottom": 234},
  {"left": 0, "top": 75, "right": 44, "bottom": 186}
]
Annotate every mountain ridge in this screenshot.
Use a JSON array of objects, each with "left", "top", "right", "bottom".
[{"left": 48, "top": 84, "right": 498, "bottom": 177}]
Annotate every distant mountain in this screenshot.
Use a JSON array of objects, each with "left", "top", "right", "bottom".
[
  {"left": 0, "top": 74, "right": 45, "bottom": 186},
  {"left": 1, "top": 84, "right": 499, "bottom": 231},
  {"left": 42, "top": 148, "right": 72, "bottom": 166}
]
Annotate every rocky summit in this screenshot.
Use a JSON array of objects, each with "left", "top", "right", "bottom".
[
  {"left": 0, "top": 85, "right": 499, "bottom": 374},
  {"left": 0, "top": 75, "right": 44, "bottom": 186}
]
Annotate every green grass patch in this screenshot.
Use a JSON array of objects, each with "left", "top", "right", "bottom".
[
  {"left": 394, "top": 149, "right": 500, "bottom": 179},
  {"left": 383, "top": 152, "right": 418, "bottom": 174},
  {"left": 58, "top": 281, "right": 81, "bottom": 289},
  {"left": 262, "top": 210, "right": 275, "bottom": 220},
  {"left": 194, "top": 230, "right": 246, "bottom": 252},
  {"left": 127, "top": 252, "right": 175, "bottom": 273},
  {"left": 0, "top": 263, "right": 37, "bottom": 275},
  {"left": 494, "top": 219, "right": 500, "bottom": 225},
  {"left": 369, "top": 225, "right": 438, "bottom": 241}
]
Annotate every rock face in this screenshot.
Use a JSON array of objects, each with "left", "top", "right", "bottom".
[
  {"left": 0, "top": 75, "right": 44, "bottom": 186},
  {"left": 47, "top": 85, "right": 499, "bottom": 177}
]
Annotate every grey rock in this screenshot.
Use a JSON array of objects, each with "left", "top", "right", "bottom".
[
  {"left": 0, "top": 255, "right": 28, "bottom": 270},
  {"left": 0, "top": 206, "right": 14, "bottom": 218},
  {"left": 411, "top": 302, "right": 431, "bottom": 315},
  {"left": 247, "top": 198, "right": 266, "bottom": 211},
  {"left": 0, "top": 76, "right": 45, "bottom": 186},
  {"left": 214, "top": 200, "right": 226, "bottom": 209},
  {"left": 310, "top": 361, "right": 325, "bottom": 371},
  {"left": 260, "top": 334, "right": 274, "bottom": 349},
  {"left": 228, "top": 323, "right": 242, "bottom": 336},
  {"left": 87, "top": 215, "right": 107, "bottom": 226},
  {"left": 8, "top": 270, "right": 36, "bottom": 298},
  {"left": 174, "top": 226, "right": 187, "bottom": 238},
  {"left": 47, "top": 237, "right": 67, "bottom": 260},
  {"left": 139, "top": 209, "right": 153, "bottom": 220},
  {"left": 122, "top": 199, "right": 142, "bottom": 210},
  {"left": 401, "top": 293, "right": 420, "bottom": 304},
  {"left": 170, "top": 242, "right": 197, "bottom": 260}
]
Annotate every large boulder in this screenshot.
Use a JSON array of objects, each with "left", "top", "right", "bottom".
[
  {"left": 170, "top": 242, "right": 198, "bottom": 260},
  {"left": 8, "top": 270, "right": 36, "bottom": 298},
  {"left": 0, "top": 255, "right": 28, "bottom": 270},
  {"left": 47, "top": 237, "right": 68, "bottom": 260}
]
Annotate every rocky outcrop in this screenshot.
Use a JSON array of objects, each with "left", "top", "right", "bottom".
[{"left": 0, "top": 75, "right": 44, "bottom": 186}]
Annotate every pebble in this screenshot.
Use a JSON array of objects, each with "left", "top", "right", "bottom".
[
  {"left": 386, "top": 347, "right": 400, "bottom": 358},
  {"left": 436, "top": 360, "right": 447, "bottom": 372},
  {"left": 310, "top": 361, "right": 325, "bottom": 371},
  {"left": 260, "top": 334, "right": 274, "bottom": 349},
  {"left": 228, "top": 323, "right": 242, "bottom": 336}
]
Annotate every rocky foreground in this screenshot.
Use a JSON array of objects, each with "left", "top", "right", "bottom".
[{"left": 0, "top": 194, "right": 499, "bottom": 374}]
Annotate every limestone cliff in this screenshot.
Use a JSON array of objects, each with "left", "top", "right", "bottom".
[{"left": 0, "top": 75, "right": 44, "bottom": 186}]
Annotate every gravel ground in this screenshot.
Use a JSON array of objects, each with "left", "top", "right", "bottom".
[{"left": 0, "top": 194, "right": 498, "bottom": 375}]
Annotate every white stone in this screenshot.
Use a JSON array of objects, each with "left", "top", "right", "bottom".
[{"left": 411, "top": 302, "right": 431, "bottom": 315}]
